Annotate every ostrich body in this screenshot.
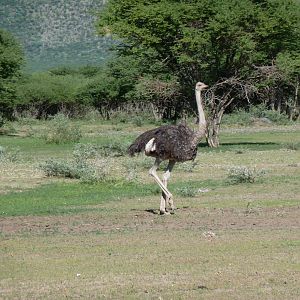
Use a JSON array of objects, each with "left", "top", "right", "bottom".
[{"left": 128, "top": 82, "right": 208, "bottom": 214}]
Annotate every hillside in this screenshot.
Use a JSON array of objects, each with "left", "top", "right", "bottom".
[{"left": 0, "top": 0, "right": 111, "bottom": 72}]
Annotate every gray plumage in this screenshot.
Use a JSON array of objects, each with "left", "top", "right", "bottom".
[{"left": 128, "top": 124, "right": 198, "bottom": 162}]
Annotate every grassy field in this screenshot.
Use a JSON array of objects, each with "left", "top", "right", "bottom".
[{"left": 0, "top": 119, "right": 300, "bottom": 299}]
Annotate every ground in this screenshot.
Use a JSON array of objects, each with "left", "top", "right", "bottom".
[{"left": 0, "top": 121, "right": 299, "bottom": 299}]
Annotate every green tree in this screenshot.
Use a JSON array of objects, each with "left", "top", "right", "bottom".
[
  {"left": 97, "top": 0, "right": 300, "bottom": 146},
  {"left": 78, "top": 55, "right": 142, "bottom": 119},
  {"left": 0, "top": 29, "right": 24, "bottom": 118},
  {"left": 98, "top": 0, "right": 299, "bottom": 84}
]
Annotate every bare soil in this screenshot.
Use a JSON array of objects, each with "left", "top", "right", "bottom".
[{"left": 1, "top": 205, "right": 299, "bottom": 237}]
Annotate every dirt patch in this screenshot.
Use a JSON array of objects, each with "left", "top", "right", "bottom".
[{"left": 1, "top": 206, "right": 299, "bottom": 237}]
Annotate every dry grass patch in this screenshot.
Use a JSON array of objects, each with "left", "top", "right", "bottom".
[
  {"left": 0, "top": 162, "right": 46, "bottom": 194},
  {"left": 1, "top": 221, "right": 299, "bottom": 299}
]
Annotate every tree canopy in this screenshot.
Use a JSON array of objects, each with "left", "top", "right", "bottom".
[{"left": 97, "top": 0, "right": 300, "bottom": 86}]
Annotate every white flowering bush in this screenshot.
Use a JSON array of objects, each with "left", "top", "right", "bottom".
[{"left": 227, "top": 166, "right": 266, "bottom": 184}]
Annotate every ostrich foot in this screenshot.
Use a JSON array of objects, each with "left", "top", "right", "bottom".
[{"left": 160, "top": 210, "right": 171, "bottom": 215}]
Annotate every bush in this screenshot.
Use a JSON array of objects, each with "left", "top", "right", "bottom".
[
  {"left": 16, "top": 72, "right": 92, "bottom": 116},
  {"left": 40, "top": 159, "right": 82, "bottom": 178},
  {"left": 98, "top": 141, "right": 129, "bottom": 157},
  {"left": 43, "top": 113, "right": 82, "bottom": 144},
  {"left": 227, "top": 166, "right": 266, "bottom": 184},
  {"left": 40, "top": 158, "right": 109, "bottom": 184},
  {"left": 132, "top": 116, "right": 143, "bottom": 127},
  {"left": 40, "top": 143, "right": 110, "bottom": 183},
  {"left": 73, "top": 143, "right": 98, "bottom": 160},
  {"left": 249, "top": 104, "right": 291, "bottom": 125},
  {"left": 261, "top": 110, "right": 290, "bottom": 125},
  {"left": 222, "top": 109, "right": 253, "bottom": 126},
  {"left": 0, "top": 146, "right": 21, "bottom": 162}
]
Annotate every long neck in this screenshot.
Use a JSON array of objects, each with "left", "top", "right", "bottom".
[{"left": 194, "top": 88, "right": 207, "bottom": 140}]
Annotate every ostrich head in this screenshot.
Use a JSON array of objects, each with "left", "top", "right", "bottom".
[{"left": 195, "top": 82, "right": 208, "bottom": 91}]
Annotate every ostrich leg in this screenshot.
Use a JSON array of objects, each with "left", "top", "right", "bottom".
[
  {"left": 149, "top": 158, "right": 173, "bottom": 214},
  {"left": 162, "top": 160, "right": 176, "bottom": 213}
]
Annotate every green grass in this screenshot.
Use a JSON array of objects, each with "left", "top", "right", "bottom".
[
  {"left": 0, "top": 181, "right": 158, "bottom": 216},
  {"left": 0, "top": 121, "right": 300, "bottom": 299},
  {"left": 1, "top": 174, "right": 299, "bottom": 216}
]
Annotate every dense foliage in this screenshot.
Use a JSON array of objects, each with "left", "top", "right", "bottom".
[
  {"left": 0, "top": 29, "right": 24, "bottom": 118},
  {"left": 96, "top": 0, "right": 300, "bottom": 145},
  {"left": 0, "top": 0, "right": 299, "bottom": 147},
  {"left": 0, "top": 0, "right": 108, "bottom": 72}
]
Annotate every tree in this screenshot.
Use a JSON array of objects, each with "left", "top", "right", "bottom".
[
  {"left": 97, "top": 0, "right": 300, "bottom": 146},
  {"left": 276, "top": 52, "right": 300, "bottom": 120},
  {"left": 77, "top": 55, "right": 142, "bottom": 119},
  {"left": 0, "top": 29, "right": 24, "bottom": 118},
  {"left": 132, "top": 76, "right": 182, "bottom": 120}
]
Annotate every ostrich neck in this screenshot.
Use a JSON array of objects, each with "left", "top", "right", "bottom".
[{"left": 193, "top": 88, "right": 207, "bottom": 143}]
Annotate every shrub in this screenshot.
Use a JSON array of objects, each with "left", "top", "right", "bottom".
[
  {"left": 43, "top": 113, "right": 82, "bottom": 144},
  {"left": 98, "top": 141, "right": 129, "bottom": 157},
  {"left": 122, "top": 160, "right": 139, "bottom": 182},
  {"left": 40, "top": 159, "right": 81, "bottom": 178},
  {"left": 40, "top": 143, "right": 110, "bottom": 183},
  {"left": 40, "top": 157, "right": 109, "bottom": 183},
  {"left": 222, "top": 109, "right": 253, "bottom": 126},
  {"left": 227, "top": 166, "right": 266, "bottom": 184},
  {"left": 16, "top": 71, "right": 95, "bottom": 117},
  {"left": 0, "top": 29, "right": 24, "bottom": 118},
  {"left": 73, "top": 143, "right": 98, "bottom": 161},
  {"left": 0, "top": 146, "right": 21, "bottom": 162},
  {"left": 249, "top": 104, "right": 291, "bottom": 125},
  {"left": 262, "top": 110, "right": 290, "bottom": 125},
  {"left": 179, "top": 161, "right": 198, "bottom": 172}
]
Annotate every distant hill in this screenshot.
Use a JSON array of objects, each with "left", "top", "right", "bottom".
[{"left": 0, "top": 0, "right": 111, "bottom": 72}]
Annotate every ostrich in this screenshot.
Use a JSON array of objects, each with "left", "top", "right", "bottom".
[{"left": 128, "top": 82, "right": 208, "bottom": 215}]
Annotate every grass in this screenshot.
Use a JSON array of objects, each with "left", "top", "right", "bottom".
[
  {"left": 0, "top": 120, "right": 300, "bottom": 299},
  {"left": 0, "top": 181, "right": 158, "bottom": 216}
]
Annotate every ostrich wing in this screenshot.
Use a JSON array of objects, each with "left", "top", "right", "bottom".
[{"left": 128, "top": 124, "right": 196, "bottom": 161}]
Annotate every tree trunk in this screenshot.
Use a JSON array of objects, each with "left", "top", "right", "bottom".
[
  {"left": 150, "top": 103, "right": 164, "bottom": 121},
  {"left": 206, "top": 109, "right": 224, "bottom": 148},
  {"left": 290, "top": 81, "right": 299, "bottom": 121}
]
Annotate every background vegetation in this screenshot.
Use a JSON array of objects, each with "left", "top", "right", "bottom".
[
  {"left": 0, "top": 0, "right": 109, "bottom": 72},
  {"left": 0, "top": 0, "right": 299, "bottom": 142}
]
